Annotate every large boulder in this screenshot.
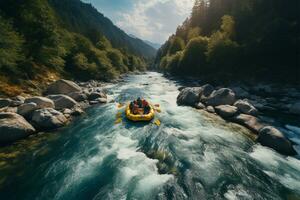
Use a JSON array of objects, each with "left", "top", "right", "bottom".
[
  {"left": 215, "top": 105, "right": 238, "bottom": 118},
  {"left": 88, "top": 92, "right": 107, "bottom": 101},
  {"left": 0, "top": 98, "right": 11, "bottom": 108},
  {"left": 17, "top": 102, "right": 38, "bottom": 117},
  {"left": 0, "top": 112, "right": 36, "bottom": 143},
  {"left": 31, "top": 108, "right": 68, "bottom": 130},
  {"left": 177, "top": 87, "right": 202, "bottom": 106},
  {"left": 257, "top": 126, "right": 296, "bottom": 155},
  {"left": 205, "top": 88, "right": 236, "bottom": 106},
  {"left": 47, "top": 95, "right": 78, "bottom": 110},
  {"left": 46, "top": 79, "right": 81, "bottom": 95},
  {"left": 67, "top": 92, "right": 87, "bottom": 102},
  {"left": 234, "top": 100, "right": 258, "bottom": 116},
  {"left": 25, "top": 97, "right": 54, "bottom": 109},
  {"left": 288, "top": 102, "right": 300, "bottom": 115},
  {"left": 232, "top": 114, "right": 264, "bottom": 133}
]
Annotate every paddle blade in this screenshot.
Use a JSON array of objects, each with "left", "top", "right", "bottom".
[
  {"left": 117, "top": 103, "right": 125, "bottom": 109},
  {"left": 154, "top": 119, "right": 161, "bottom": 126},
  {"left": 115, "top": 118, "right": 122, "bottom": 124}
]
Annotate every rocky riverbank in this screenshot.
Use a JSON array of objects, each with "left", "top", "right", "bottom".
[
  {"left": 177, "top": 83, "right": 300, "bottom": 156},
  {"left": 0, "top": 79, "right": 110, "bottom": 145}
]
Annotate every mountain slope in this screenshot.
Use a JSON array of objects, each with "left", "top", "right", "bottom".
[
  {"left": 155, "top": 0, "right": 299, "bottom": 83},
  {"left": 0, "top": 0, "right": 152, "bottom": 96},
  {"left": 49, "top": 0, "right": 156, "bottom": 58}
]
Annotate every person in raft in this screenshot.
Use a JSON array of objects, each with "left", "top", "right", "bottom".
[{"left": 129, "top": 98, "right": 150, "bottom": 115}]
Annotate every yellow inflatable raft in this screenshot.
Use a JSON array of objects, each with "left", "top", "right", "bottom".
[{"left": 125, "top": 104, "right": 155, "bottom": 122}]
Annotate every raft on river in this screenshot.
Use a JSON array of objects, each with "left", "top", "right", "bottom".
[{"left": 125, "top": 104, "right": 155, "bottom": 122}]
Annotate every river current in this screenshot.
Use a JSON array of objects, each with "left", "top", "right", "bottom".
[{"left": 0, "top": 72, "right": 299, "bottom": 200}]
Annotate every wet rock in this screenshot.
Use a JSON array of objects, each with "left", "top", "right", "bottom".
[
  {"left": 46, "top": 79, "right": 81, "bottom": 95},
  {"left": 0, "top": 98, "right": 11, "bottom": 108},
  {"left": 205, "top": 88, "right": 236, "bottom": 106},
  {"left": 195, "top": 102, "right": 205, "bottom": 109},
  {"left": 47, "top": 95, "right": 78, "bottom": 110},
  {"left": 206, "top": 106, "right": 215, "bottom": 113},
  {"left": 257, "top": 126, "right": 296, "bottom": 155},
  {"left": 200, "top": 84, "right": 214, "bottom": 97},
  {"left": 232, "top": 114, "right": 264, "bottom": 133},
  {"left": 72, "top": 107, "right": 85, "bottom": 116},
  {"left": 17, "top": 102, "right": 38, "bottom": 117},
  {"left": 215, "top": 105, "right": 238, "bottom": 118},
  {"left": 96, "top": 98, "right": 107, "bottom": 104},
  {"left": 88, "top": 92, "right": 107, "bottom": 101},
  {"left": 234, "top": 100, "right": 258, "bottom": 116},
  {"left": 67, "top": 92, "right": 87, "bottom": 102},
  {"left": 0, "top": 112, "right": 36, "bottom": 143},
  {"left": 25, "top": 97, "right": 54, "bottom": 109},
  {"left": 31, "top": 108, "right": 68, "bottom": 130},
  {"left": 177, "top": 87, "right": 202, "bottom": 106},
  {"left": 232, "top": 87, "right": 250, "bottom": 98}
]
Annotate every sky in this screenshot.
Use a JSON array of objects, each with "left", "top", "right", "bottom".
[{"left": 82, "top": 0, "right": 195, "bottom": 44}]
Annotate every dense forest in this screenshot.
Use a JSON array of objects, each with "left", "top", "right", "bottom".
[
  {"left": 155, "top": 0, "right": 300, "bottom": 84},
  {"left": 0, "top": 0, "right": 155, "bottom": 96}
]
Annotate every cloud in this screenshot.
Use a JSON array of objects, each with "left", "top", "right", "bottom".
[{"left": 115, "top": 0, "right": 194, "bottom": 44}]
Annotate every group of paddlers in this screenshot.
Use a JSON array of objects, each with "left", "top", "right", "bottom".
[{"left": 129, "top": 97, "right": 151, "bottom": 115}]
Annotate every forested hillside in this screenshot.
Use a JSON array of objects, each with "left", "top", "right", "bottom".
[
  {"left": 0, "top": 0, "right": 155, "bottom": 96},
  {"left": 155, "top": 0, "right": 299, "bottom": 83}
]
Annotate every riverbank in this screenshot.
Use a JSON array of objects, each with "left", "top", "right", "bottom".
[
  {"left": 0, "top": 78, "right": 112, "bottom": 145},
  {"left": 173, "top": 76, "right": 300, "bottom": 157}
]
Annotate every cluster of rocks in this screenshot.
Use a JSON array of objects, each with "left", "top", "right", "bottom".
[
  {"left": 177, "top": 84, "right": 298, "bottom": 156},
  {"left": 0, "top": 79, "right": 108, "bottom": 144}
]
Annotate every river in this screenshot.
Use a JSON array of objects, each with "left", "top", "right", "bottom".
[{"left": 0, "top": 72, "right": 300, "bottom": 200}]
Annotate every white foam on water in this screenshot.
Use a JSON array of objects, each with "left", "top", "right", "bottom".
[
  {"left": 250, "top": 145, "right": 280, "bottom": 167},
  {"left": 135, "top": 173, "right": 173, "bottom": 195},
  {"left": 250, "top": 145, "right": 300, "bottom": 193},
  {"left": 224, "top": 185, "right": 252, "bottom": 200}
]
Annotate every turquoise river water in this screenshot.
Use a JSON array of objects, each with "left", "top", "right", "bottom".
[{"left": 0, "top": 72, "right": 300, "bottom": 200}]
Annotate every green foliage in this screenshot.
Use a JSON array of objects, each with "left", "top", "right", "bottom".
[
  {"left": 155, "top": 0, "right": 300, "bottom": 83},
  {"left": 168, "top": 37, "right": 185, "bottom": 55},
  {"left": 181, "top": 36, "right": 209, "bottom": 75},
  {"left": 0, "top": 0, "right": 150, "bottom": 85},
  {"left": 0, "top": 16, "right": 24, "bottom": 71}
]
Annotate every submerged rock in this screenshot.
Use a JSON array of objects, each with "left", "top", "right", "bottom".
[
  {"left": 215, "top": 105, "right": 238, "bottom": 118},
  {"left": 0, "top": 112, "right": 36, "bottom": 143},
  {"left": 46, "top": 79, "right": 81, "bottom": 95},
  {"left": 234, "top": 100, "right": 258, "bottom": 116},
  {"left": 205, "top": 88, "right": 236, "bottom": 106},
  {"left": 31, "top": 108, "right": 68, "bottom": 130},
  {"left": 25, "top": 97, "right": 54, "bottom": 109},
  {"left": 257, "top": 126, "right": 296, "bottom": 155}
]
